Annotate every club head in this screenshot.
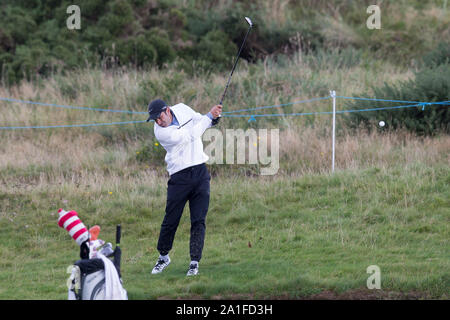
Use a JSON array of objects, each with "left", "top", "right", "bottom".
[{"left": 245, "top": 16, "right": 253, "bottom": 27}]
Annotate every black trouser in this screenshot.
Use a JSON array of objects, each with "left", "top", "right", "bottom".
[{"left": 157, "top": 163, "right": 210, "bottom": 262}]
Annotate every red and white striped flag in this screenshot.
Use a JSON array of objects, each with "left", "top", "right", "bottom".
[{"left": 57, "top": 209, "right": 89, "bottom": 246}]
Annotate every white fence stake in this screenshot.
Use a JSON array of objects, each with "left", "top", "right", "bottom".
[{"left": 330, "top": 90, "right": 336, "bottom": 173}]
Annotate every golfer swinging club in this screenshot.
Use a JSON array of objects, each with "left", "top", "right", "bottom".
[{"left": 146, "top": 99, "right": 222, "bottom": 276}]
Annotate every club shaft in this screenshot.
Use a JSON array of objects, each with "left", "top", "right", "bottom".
[{"left": 219, "top": 25, "right": 252, "bottom": 105}]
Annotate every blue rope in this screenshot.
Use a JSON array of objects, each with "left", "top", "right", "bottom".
[
  {"left": 223, "top": 96, "right": 331, "bottom": 114},
  {"left": 1, "top": 95, "right": 445, "bottom": 116},
  {"left": 223, "top": 96, "right": 426, "bottom": 115},
  {"left": 1, "top": 95, "right": 449, "bottom": 129},
  {"left": 0, "top": 120, "right": 146, "bottom": 130},
  {"left": 336, "top": 96, "right": 425, "bottom": 104},
  {"left": 0, "top": 97, "right": 146, "bottom": 115},
  {"left": 224, "top": 101, "right": 450, "bottom": 118}
]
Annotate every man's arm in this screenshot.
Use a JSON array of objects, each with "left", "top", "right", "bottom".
[
  {"left": 192, "top": 109, "right": 214, "bottom": 124},
  {"left": 189, "top": 104, "right": 221, "bottom": 123},
  {"left": 155, "top": 104, "right": 222, "bottom": 146}
]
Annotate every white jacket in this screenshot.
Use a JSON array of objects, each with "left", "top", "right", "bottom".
[{"left": 154, "top": 103, "right": 212, "bottom": 175}]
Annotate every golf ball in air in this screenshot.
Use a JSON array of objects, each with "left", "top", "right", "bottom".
[{"left": 379, "top": 121, "right": 385, "bottom": 127}]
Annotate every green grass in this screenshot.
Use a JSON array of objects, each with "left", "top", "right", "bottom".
[
  {"left": 0, "top": 30, "right": 448, "bottom": 300},
  {"left": 0, "top": 163, "right": 448, "bottom": 299}
]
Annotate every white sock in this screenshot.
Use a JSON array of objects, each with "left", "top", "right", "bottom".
[
  {"left": 190, "top": 260, "right": 198, "bottom": 267},
  {"left": 159, "top": 254, "right": 169, "bottom": 262}
]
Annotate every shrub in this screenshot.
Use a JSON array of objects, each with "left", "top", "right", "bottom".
[
  {"left": 422, "top": 42, "right": 450, "bottom": 68},
  {"left": 345, "top": 63, "right": 450, "bottom": 135},
  {"left": 0, "top": 1, "right": 447, "bottom": 85},
  {"left": 77, "top": 0, "right": 106, "bottom": 20},
  {"left": 116, "top": 36, "right": 157, "bottom": 67},
  {"left": 11, "top": 39, "right": 53, "bottom": 79},
  {"left": 0, "top": 6, "right": 36, "bottom": 45},
  {"left": 184, "top": 7, "right": 221, "bottom": 38},
  {"left": 0, "top": 29, "right": 14, "bottom": 54},
  {"left": 51, "top": 42, "right": 81, "bottom": 69},
  {"left": 135, "top": 141, "right": 166, "bottom": 166},
  {"left": 98, "top": 0, "right": 135, "bottom": 37},
  {"left": 146, "top": 30, "right": 176, "bottom": 67},
  {"left": 196, "top": 30, "right": 238, "bottom": 71}
]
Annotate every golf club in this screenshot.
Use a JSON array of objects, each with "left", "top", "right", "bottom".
[{"left": 213, "top": 16, "right": 253, "bottom": 125}]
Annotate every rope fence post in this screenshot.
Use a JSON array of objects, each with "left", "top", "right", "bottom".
[{"left": 330, "top": 90, "right": 336, "bottom": 173}]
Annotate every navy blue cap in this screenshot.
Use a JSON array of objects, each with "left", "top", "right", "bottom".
[{"left": 146, "top": 99, "right": 167, "bottom": 122}]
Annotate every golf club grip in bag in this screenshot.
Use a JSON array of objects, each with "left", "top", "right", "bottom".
[
  {"left": 69, "top": 224, "right": 125, "bottom": 300},
  {"left": 114, "top": 224, "right": 122, "bottom": 278},
  {"left": 116, "top": 224, "right": 121, "bottom": 245}
]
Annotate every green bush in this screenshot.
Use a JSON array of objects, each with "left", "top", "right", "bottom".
[
  {"left": 77, "top": 0, "right": 106, "bottom": 20},
  {"left": 12, "top": 39, "right": 53, "bottom": 79},
  {"left": 0, "top": 6, "right": 36, "bottom": 45},
  {"left": 98, "top": 0, "right": 135, "bottom": 37},
  {"left": 0, "top": 29, "right": 14, "bottom": 54},
  {"left": 146, "top": 29, "right": 176, "bottom": 67},
  {"left": 345, "top": 62, "right": 450, "bottom": 135},
  {"left": 135, "top": 141, "right": 166, "bottom": 166},
  {"left": 0, "top": 1, "right": 448, "bottom": 84},
  {"left": 184, "top": 7, "right": 220, "bottom": 38},
  {"left": 196, "top": 30, "right": 238, "bottom": 71},
  {"left": 51, "top": 42, "right": 80, "bottom": 69},
  {"left": 422, "top": 42, "right": 450, "bottom": 68},
  {"left": 116, "top": 35, "right": 157, "bottom": 67}
]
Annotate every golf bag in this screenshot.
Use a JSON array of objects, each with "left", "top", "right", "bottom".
[{"left": 67, "top": 225, "right": 127, "bottom": 300}]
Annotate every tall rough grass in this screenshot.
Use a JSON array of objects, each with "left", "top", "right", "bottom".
[{"left": 1, "top": 50, "right": 447, "bottom": 185}]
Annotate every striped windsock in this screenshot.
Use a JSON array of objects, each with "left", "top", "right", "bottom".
[{"left": 57, "top": 208, "right": 89, "bottom": 246}]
